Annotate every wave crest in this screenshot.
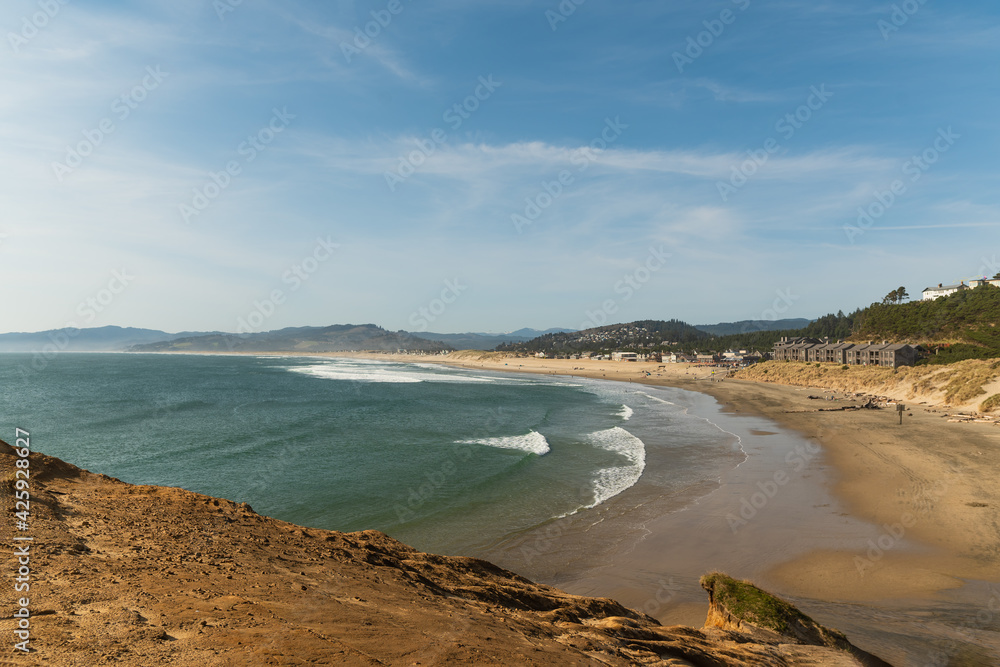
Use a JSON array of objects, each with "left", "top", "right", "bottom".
[
  {"left": 586, "top": 427, "right": 646, "bottom": 508},
  {"left": 460, "top": 431, "right": 550, "bottom": 456}
]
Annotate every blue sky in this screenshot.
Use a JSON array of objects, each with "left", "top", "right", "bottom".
[{"left": 2, "top": 0, "right": 999, "bottom": 334}]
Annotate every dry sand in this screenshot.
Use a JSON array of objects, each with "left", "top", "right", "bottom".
[{"left": 329, "top": 352, "right": 1000, "bottom": 663}]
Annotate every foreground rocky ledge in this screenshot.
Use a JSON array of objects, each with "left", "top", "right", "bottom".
[{"left": 1, "top": 442, "right": 888, "bottom": 665}]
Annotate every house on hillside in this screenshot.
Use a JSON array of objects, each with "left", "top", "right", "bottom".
[
  {"left": 922, "top": 282, "right": 968, "bottom": 300},
  {"left": 968, "top": 278, "right": 1000, "bottom": 289}
]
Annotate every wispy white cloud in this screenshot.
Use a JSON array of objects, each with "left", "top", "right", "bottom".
[
  {"left": 296, "top": 133, "right": 897, "bottom": 184},
  {"left": 868, "top": 223, "right": 1000, "bottom": 231},
  {"left": 689, "top": 79, "right": 785, "bottom": 104},
  {"left": 2, "top": 0, "right": 999, "bottom": 332}
]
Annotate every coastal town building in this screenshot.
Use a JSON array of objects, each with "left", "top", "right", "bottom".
[
  {"left": 611, "top": 352, "right": 639, "bottom": 361},
  {"left": 807, "top": 341, "right": 854, "bottom": 364},
  {"left": 921, "top": 277, "right": 1000, "bottom": 300},
  {"left": 772, "top": 337, "right": 917, "bottom": 368},
  {"left": 922, "top": 282, "right": 968, "bottom": 300},
  {"left": 769, "top": 338, "right": 814, "bottom": 362}
]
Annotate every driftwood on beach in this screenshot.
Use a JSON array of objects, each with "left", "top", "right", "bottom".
[{"left": 784, "top": 397, "right": 884, "bottom": 413}]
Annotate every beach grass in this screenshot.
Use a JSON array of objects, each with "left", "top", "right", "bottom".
[
  {"left": 700, "top": 572, "right": 814, "bottom": 634},
  {"left": 733, "top": 358, "right": 1000, "bottom": 410},
  {"left": 980, "top": 393, "right": 1000, "bottom": 413}
]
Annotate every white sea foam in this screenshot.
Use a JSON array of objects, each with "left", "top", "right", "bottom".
[
  {"left": 287, "top": 362, "right": 498, "bottom": 384},
  {"left": 285, "top": 359, "right": 590, "bottom": 386},
  {"left": 586, "top": 427, "right": 646, "bottom": 508},
  {"left": 636, "top": 391, "right": 675, "bottom": 406},
  {"left": 617, "top": 404, "right": 634, "bottom": 420},
  {"left": 701, "top": 417, "right": 747, "bottom": 459},
  {"left": 461, "top": 431, "right": 550, "bottom": 455},
  {"left": 288, "top": 364, "right": 422, "bottom": 383}
]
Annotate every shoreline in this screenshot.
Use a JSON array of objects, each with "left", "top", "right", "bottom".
[
  {"left": 156, "top": 349, "right": 1000, "bottom": 595},
  {"left": 329, "top": 351, "right": 1000, "bottom": 662},
  {"left": 129, "top": 350, "right": 1000, "bottom": 661}
]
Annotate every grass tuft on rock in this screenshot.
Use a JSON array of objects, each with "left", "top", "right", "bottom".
[{"left": 700, "top": 572, "right": 815, "bottom": 634}]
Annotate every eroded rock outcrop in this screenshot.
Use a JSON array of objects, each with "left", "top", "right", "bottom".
[{"left": 701, "top": 573, "right": 892, "bottom": 667}]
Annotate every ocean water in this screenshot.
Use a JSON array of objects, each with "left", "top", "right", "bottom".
[
  {"left": 0, "top": 353, "right": 744, "bottom": 557},
  {"left": 6, "top": 353, "right": 998, "bottom": 665}
]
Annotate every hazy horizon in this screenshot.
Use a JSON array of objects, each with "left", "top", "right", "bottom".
[{"left": 0, "top": 317, "right": 817, "bottom": 338}]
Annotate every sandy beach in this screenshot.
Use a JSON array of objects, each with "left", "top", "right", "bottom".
[{"left": 310, "top": 352, "right": 1000, "bottom": 664}]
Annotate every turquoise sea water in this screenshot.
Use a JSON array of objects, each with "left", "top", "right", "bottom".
[{"left": 0, "top": 353, "right": 743, "bottom": 557}]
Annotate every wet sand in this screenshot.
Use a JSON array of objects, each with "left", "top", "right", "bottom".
[{"left": 332, "top": 353, "right": 1000, "bottom": 665}]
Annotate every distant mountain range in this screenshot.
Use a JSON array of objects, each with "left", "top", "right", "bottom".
[
  {"left": 0, "top": 325, "right": 577, "bottom": 354},
  {"left": 0, "top": 321, "right": 813, "bottom": 355},
  {"left": 0, "top": 326, "right": 218, "bottom": 353},
  {"left": 128, "top": 325, "right": 451, "bottom": 354},
  {"left": 693, "top": 319, "right": 811, "bottom": 336}
]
